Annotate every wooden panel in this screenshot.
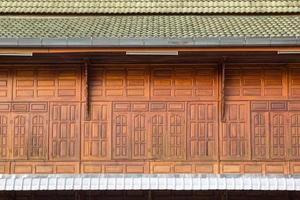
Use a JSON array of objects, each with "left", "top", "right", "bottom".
[
  {"left": 167, "top": 110, "right": 186, "bottom": 160},
  {"left": 151, "top": 66, "right": 217, "bottom": 100},
  {"left": 14, "top": 68, "right": 80, "bottom": 101},
  {"left": 11, "top": 162, "right": 80, "bottom": 174},
  {"left": 50, "top": 103, "right": 80, "bottom": 160},
  {"left": 28, "top": 112, "right": 48, "bottom": 159},
  {"left": 89, "top": 66, "right": 149, "bottom": 101},
  {"left": 0, "top": 70, "right": 12, "bottom": 101},
  {"left": 10, "top": 103, "right": 49, "bottom": 160},
  {"left": 221, "top": 102, "right": 250, "bottom": 160},
  {"left": 12, "top": 114, "right": 28, "bottom": 159},
  {"left": 188, "top": 102, "right": 218, "bottom": 160},
  {"left": 131, "top": 112, "right": 148, "bottom": 159},
  {"left": 81, "top": 102, "right": 111, "bottom": 160},
  {"left": 289, "top": 68, "right": 300, "bottom": 98},
  {"left": 150, "top": 162, "right": 218, "bottom": 174},
  {"left": 0, "top": 111, "right": 10, "bottom": 159},
  {"left": 225, "top": 67, "right": 285, "bottom": 99},
  {"left": 112, "top": 107, "right": 131, "bottom": 159},
  {"left": 251, "top": 112, "right": 269, "bottom": 159},
  {"left": 2, "top": 64, "right": 300, "bottom": 174},
  {"left": 289, "top": 112, "right": 300, "bottom": 159},
  {"left": 270, "top": 112, "right": 286, "bottom": 159},
  {"left": 149, "top": 111, "right": 167, "bottom": 160},
  {"left": 112, "top": 102, "right": 149, "bottom": 160},
  {"left": 161, "top": 102, "right": 187, "bottom": 160}
]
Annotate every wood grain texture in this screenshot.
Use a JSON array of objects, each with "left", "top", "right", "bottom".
[{"left": 0, "top": 64, "right": 300, "bottom": 174}]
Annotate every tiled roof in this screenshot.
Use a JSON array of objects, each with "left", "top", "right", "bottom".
[
  {"left": 0, "top": 15, "right": 299, "bottom": 39},
  {"left": 1, "top": 174, "right": 300, "bottom": 191},
  {"left": 0, "top": 0, "right": 299, "bottom": 14}
]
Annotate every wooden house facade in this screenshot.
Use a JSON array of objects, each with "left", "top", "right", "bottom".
[{"left": 0, "top": 0, "right": 299, "bottom": 193}]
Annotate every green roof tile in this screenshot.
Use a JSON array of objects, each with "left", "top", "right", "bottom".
[
  {"left": 0, "top": 0, "right": 299, "bottom": 14},
  {"left": 0, "top": 15, "right": 299, "bottom": 38}
]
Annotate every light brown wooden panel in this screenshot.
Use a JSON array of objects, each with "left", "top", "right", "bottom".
[
  {"left": 11, "top": 102, "right": 49, "bottom": 160},
  {"left": 250, "top": 101, "right": 288, "bottom": 161},
  {"left": 0, "top": 70, "right": 12, "bottom": 101},
  {"left": 0, "top": 104, "right": 11, "bottom": 160},
  {"left": 251, "top": 111, "right": 269, "bottom": 160},
  {"left": 221, "top": 101, "right": 250, "bottom": 160},
  {"left": 81, "top": 102, "right": 111, "bottom": 160},
  {"left": 2, "top": 63, "right": 300, "bottom": 174},
  {"left": 225, "top": 66, "right": 286, "bottom": 100},
  {"left": 13, "top": 67, "right": 81, "bottom": 101},
  {"left": 89, "top": 65, "right": 149, "bottom": 101},
  {"left": 187, "top": 102, "right": 218, "bottom": 161},
  {"left": 49, "top": 102, "right": 80, "bottom": 160},
  {"left": 151, "top": 65, "right": 218, "bottom": 101}
]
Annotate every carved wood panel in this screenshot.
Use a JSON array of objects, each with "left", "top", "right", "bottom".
[
  {"left": 148, "top": 111, "right": 167, "bottom": 159},
  {"left": 252, "top": 112, "right": 269, "bottom": 159},
  {"left": 12, "top": 102, "right": 48, "bottom": 160},
  {"left": 251, "top": 101, "right": 288, "bottom": 160},
  {"left": 289, "top": 112, "right": 300, "bottom": 159}
]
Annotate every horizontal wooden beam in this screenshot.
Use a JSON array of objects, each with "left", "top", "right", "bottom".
[{"left": 1, "top": 47, "right": 300, "bottom": 54}]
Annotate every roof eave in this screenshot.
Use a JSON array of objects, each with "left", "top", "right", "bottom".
[{"left": 0, "top": 37, "right": 299, "bottom": 48}]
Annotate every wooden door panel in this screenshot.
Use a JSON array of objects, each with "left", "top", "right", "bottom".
[
  {"left": 0, "top": 103, "right": 11, "bottom": 159},
  {"left": 187, "top": 102, "right": 218, "bottom": 160},
  {"left": 81, "top": 102, "right": 111, "bottom": 160},
  {"left": 251, "top": 112, "right": 269, "bottom": 160},
  {"left": 112, "top": 111, "right": 130, "bottom": 159},
  {"left": 50, "top": 103, "right": 80, "bottom": 160},
  {"left": 289, "top": 112, "right": 300, "bottom": 159},
  {"left": 221, "top": 101, "right": 250, "bottom": 160},
  {"left": 166, "top": 102, "right": 186, "bottom": 160},
  {"left": 270, "top": 112, "right": 286, "bottom": 159},
  {"left": 131, "top": 112, "right": 148, "bottom": 159},
  {"left": 12, "top": 113, "right": 28, "bottom": 159},
  {"left": 29, "top": 112, "right": 48, "bottom": 159},
  {"left": 149, "top": 111, "right": 167, "bottom": 160}
]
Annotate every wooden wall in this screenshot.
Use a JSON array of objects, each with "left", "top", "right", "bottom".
[{"left": 1, "top": 63, "right": 300, "bottom": 174}]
